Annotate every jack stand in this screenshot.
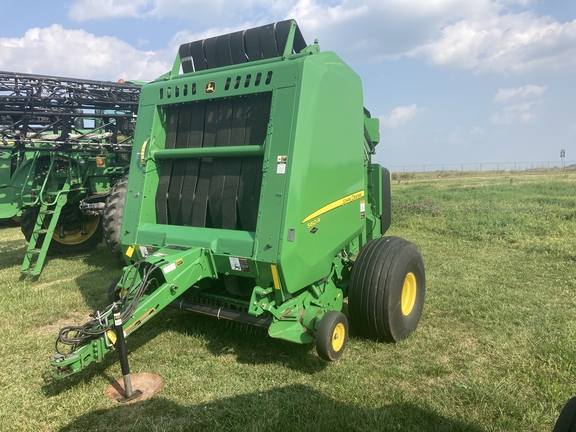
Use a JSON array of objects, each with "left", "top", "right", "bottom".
[{"left": 105, "top": 307, "right": 163, "bottom": 403}]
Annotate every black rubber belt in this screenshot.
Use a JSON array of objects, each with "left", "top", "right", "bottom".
[
  {"left": 244, "top": 26, "right": 263, "bottom": 62},
  {"left": 237, "top": 94, "right": 269, "bottom": 231},
  {"left": 208, "top": 99, "right": 233, "bottom": 229},
  {"left": 181, "top": 102, "right": 205, "bottom": 226},
  {"left": 167, "top": 105, "right": 192, "bottom": 225},
  {"left": 179, "top": 43, "right": 193, "bottom": 73},
  {"left": 189, "top": 40, "right": 206, "bottom": 72},
  {"left": 191, "top": 100, "right": 218, "bottom": 227},
  {"left": 155, "top": 107, "right": 178, "bottom": 224},
  {"left": 221, "top": 98, "right": 248, "bottom": 230},
  {"left": 229, "top": 30, "right": 247, "bottom": 65},
  {"left": 259, "top": 24, "right": 278, "bottom": 59}
]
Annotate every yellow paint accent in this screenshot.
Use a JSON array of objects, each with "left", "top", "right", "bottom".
[
  {"left": 124, "top": 308, "right": 155, "bottom": 336},
  {"left": 106, "top": 329, "right": 117, "bottom": 345},
  {"left": 302, "top": 190, "right": 365, "bottom": 224},
  {"left": 126, "top": 246, "right": 134, "bottom": 258},
  {"left": 331, "top": 322, "right": 346, "bottom": 352},
  {"left": 271, "top": 264, "right": 281, "bottom": 290},
  {"left": 401, "top": 272, "right": 417, "bottom": 316},
  {"left": 140, "top": 140, "right": 148, "bottom": 164}
]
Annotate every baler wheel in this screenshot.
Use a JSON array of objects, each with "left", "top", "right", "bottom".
[
  {"left": 103, "top": 176, "right": 128, "bottom": 262},
  {"left": 316, "top": 311, "right": 348, "bottom": 361},
  {"left": 348, "top": 236, "right": 425, "bottom": 342}
]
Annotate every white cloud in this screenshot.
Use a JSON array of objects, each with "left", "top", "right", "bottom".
[
  {"left": 380, "top": 104, "right": 420, "bottom": 128},
  {"left": 65, "top": 0, "right": 576, "bottom": 76},
  {"left": 489, "top": 102, "right": 534, "bottom": 125},
  {"left": 470, "top": 126, "right": 485, "bottom": 135},
  {"left": 0, "top": 24, "right": 169, "bottom": 81},
  {"left": 493, "top": 84, "right": 548, "bottom": 103},
  {"left": 68, "top": 0, "right": 290, "bottom": 28},
  {"left": 69, "top": 0, "right": 151, "bottom": 21},
  {"left": 410, "top": 12, "right": 576, "bottom": 74},
  {"left": 489, "top": 83, "right": 547, "bottom": 125}
]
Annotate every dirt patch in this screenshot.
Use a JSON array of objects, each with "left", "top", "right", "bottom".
[{"left": 37, "top": 312, "right": 89, "bottom": 335}]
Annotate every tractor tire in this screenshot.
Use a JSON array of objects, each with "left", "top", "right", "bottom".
[
  {"left": 316, "top": 311, "right": 348, "bottom": 361},
  {"left": 103, "top": 176, "right": 128, "bottom": 262},
  {"left": 20, "top": 205, "right": 103, "bottom": 255},
  {"left": 554, "top": 397, "right": 576, "bottom": 432},
  {"left": 348, "top": 236, "right": 425, "bottom": 342}
]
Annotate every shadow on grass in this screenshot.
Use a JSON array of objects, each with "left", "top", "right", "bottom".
[
  {"left": 67, "top": 250, "right": 328, "bottom": 380},
  {"left": 42, "top": 307, "right": 326, "bottom": 400},
  {"left": 0, "top": 238, "right": 26, "bottom": 270},
  {"left": 57, "top": 383, "right": 482, "bottom": 432}
]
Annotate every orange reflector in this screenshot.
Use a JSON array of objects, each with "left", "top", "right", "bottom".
[{"left": 96, "top": 157, "right": 105, "bottom": 168}]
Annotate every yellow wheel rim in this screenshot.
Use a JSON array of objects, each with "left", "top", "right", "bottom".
[
  {"left": 331, "top": 323, "right": 345, "bottom": 352},
  {"left": 47, "top": 215, "right": 101, "bottom": 246},
  {"left": 401, "top": 272, "right": 417, "bottom": 316}
]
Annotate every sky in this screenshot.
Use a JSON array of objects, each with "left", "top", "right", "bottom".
[{"left": 1, "top": 0, "right": 575, "bottom": 169}]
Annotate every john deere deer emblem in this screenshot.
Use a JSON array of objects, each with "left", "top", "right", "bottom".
[{"left": 205, "top": 81, "right": 216, "bottom": 94}]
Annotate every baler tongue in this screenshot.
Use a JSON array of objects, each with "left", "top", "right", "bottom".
[{"left": 52, "top": 245, "right": 217, "bottom": 378}]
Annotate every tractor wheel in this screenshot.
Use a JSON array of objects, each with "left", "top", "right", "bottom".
[
  {"left": 316, "top": 311, "right": 348, "bottom": 361},
  {"left": 348, "top": 236, "right": 425, "bottom": 342},
  {"left": 20, "top": 205, "right": 103, "bottom": 255},
  {"left": 554, "top": 397, "right": 576, "bottom": 432},
  {"left": 103, "top": 176, "right": 128, "bottom": 262},
  {"left": 108, "top": 276, "right": 122, "bottom": 303}
]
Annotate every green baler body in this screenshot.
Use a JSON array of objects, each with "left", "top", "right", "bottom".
[
  {"left": 52, "top": 20, "right": 390, "bottom": 378},
  {"left": 123, "top": 46, "right": 376, "bottom": 294}
]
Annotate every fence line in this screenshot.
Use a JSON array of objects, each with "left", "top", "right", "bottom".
[{"left": 387, "top": 161, "right": 576, "bottom": 173}]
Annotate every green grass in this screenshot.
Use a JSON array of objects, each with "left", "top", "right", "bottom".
[{"left": 1, "top": 171, "right": 575, "bottom": 431}]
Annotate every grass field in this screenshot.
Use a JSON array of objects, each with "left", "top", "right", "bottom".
[{"left": 0, "top": 171, "right": 575, "bottom": 431}]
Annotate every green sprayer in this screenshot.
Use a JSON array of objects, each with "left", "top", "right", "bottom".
[
  {"left": 52, "top": 20, "right": 425, "bottom": 380},
  {"left": 0, "top": 71, "right": 141, "bottom": 275}
]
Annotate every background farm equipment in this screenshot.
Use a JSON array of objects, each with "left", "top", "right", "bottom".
[
  {"left": 51, "top": 20, "right": 425, "bottom": 386},
  {"left": 0, "top": 71, "right": 141, "bottom": 274}
]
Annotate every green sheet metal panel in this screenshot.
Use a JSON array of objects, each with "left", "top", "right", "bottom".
[{"left": 275, "top": 51, "right": 366, "bottom": 292}]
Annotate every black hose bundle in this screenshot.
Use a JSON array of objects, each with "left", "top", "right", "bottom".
[{"left": 55, "top": 259, "right": 164, "bottom": 355}]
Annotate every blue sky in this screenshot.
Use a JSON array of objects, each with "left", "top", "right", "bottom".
[{"left": 2, "top": 0, "right": 575, "bottom": 169}]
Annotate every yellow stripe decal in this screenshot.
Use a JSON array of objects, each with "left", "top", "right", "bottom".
[
  {"left": 140, "top": 140, "right": 148, "bottom": 164},
  {"left": 271, "top": 264, "right": 281, "bottom": 290},
  {"left": 302, "top": 190, "right": 365, "bottom": 224}
]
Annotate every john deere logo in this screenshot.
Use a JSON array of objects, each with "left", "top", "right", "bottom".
[{"left": 205, "top": 81, "right": 216, "bottom": 94}]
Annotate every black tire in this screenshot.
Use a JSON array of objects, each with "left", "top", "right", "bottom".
[
  {"left": 554, "top": 397, "right": 576, "bottom": 432},
  {"left": 348, "top": 236, "right": 425, "bottom": 342},
  {"left": 108, "top": 276, "right": 122, "bottom": 303},
  {"left": 20, "top": 204, "right": 103, "bottom": 255},
  {"left": 316, "top": 311, "right": 348, "bottom": 361},
  {"left": 103, "top": 176, "right": 128, "bottom": 262}
]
